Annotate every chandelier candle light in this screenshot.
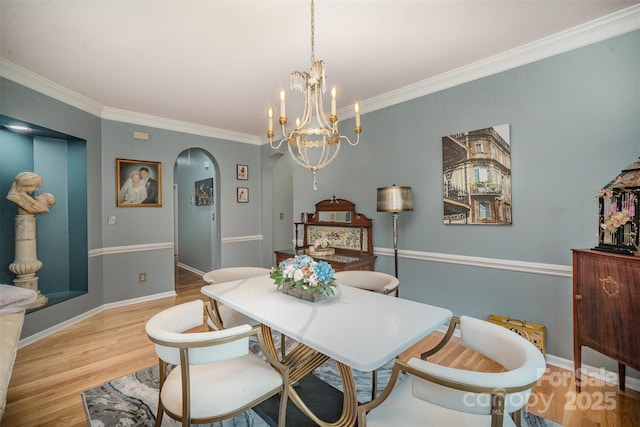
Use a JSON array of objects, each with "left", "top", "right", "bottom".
[{"left": 267, "top": 0, "right": 362, "bottom": 190}]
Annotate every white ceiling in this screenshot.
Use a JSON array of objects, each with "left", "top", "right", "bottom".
[{"left": 1, "top": 1, "right": 638, "bottom": 142}]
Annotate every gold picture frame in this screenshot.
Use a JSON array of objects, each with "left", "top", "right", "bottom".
[{"left": 116, "top": 158, "right": 162, "bottom": 207}]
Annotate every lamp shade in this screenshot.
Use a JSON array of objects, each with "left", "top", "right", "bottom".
[{"left": 377, "top": 186, "right": 414, "bottom": 213}]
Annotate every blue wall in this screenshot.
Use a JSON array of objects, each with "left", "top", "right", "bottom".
[
  {"left": 0, "top": 27, "right": 638, "bottom": 380},
  {"left": 284, "top": 30, "right": 639, "bottom": 374},
  {"left": 0, "top": 130, "right": 33, "bottom": 284},
  {"left": 0, "top": 128, "right": 88, "bottom": 304},
  {"left": 0, "top": 80, "right": 103, "bottom": 335}
]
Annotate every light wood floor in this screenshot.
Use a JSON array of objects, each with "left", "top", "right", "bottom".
[{"left": 3, "top": 268, "right": 639, "bottom": 426}]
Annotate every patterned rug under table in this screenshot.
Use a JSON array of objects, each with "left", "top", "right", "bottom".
[{"left": 82, "top": 359, "right": 563, "bottom": 426}]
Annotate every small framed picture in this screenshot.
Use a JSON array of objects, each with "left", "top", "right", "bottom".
[
  {"left": 116, "top": 158, "right": 162, "bottom": 207},
  {"left": 195, "top": 178, "right": 213, "bottom": 206},
  {"left": 237, "top": 164, "right": 248, "bottom": 180},
  {"left": 237, "top": 187, "right": 249, "bottom": 203}
]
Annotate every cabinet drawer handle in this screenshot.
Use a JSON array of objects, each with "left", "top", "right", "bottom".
[{"left": 575, "top": 294, "right": 583, "bottom": 301}]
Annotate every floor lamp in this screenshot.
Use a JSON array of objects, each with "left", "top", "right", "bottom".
[{"left": 377, "top": 185, "right": 414, "bottom": 280}]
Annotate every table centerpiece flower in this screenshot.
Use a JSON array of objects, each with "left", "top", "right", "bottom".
[{"left": 271, "top": 254, "right": 337, "bottom": 300}]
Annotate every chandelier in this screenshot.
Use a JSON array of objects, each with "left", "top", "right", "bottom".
[{"left": 267, "top": 0, "right": 361, "bottom": 190}]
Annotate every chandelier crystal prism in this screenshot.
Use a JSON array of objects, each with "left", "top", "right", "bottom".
[{"left": 267, "top": 0, "right": 361, "bottom": 190}]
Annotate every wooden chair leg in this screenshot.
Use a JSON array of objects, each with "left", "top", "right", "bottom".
[{"left": 371, "top": 369, "right": 378, "bottom": 401}]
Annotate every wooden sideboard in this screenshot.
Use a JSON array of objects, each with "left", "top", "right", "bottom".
[
  {"left": 274, "top": 197, "right": 376, "bottom": 271},
  {"left": 274, "top": 249, "right": 376, "bottom": 272},
  {"left": 572, "top": 249, "right": 640, "bottom": 391}
]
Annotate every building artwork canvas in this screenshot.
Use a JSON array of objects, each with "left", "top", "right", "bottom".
[{"left": 442, "top": 124, "right": 511, "bottom": 225}]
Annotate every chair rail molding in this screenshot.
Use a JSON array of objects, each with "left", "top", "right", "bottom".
[
  {"left": 373, "top": 247, "right": 572, "bottom": 278},
  {"left": 88, "top": 242, "right": 174, "bottom": 257},
  {"left": 222, "top": 234, "right": 263, "bottom": 244}
]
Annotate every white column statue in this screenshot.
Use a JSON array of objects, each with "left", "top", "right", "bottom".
[{"left": 6, "top": 172, "right": 56, "bottom": 309}]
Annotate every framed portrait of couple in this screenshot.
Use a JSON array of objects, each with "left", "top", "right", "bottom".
[{"left": 116, "top": 158, "right": 162, "bottom": 207}]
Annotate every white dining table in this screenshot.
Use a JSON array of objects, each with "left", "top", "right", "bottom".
[{"left": 201, "top": 275, "right": 452, "bottom": 426}]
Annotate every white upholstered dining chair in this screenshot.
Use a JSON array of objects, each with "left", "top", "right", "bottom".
[
  {"left": 202, "top": 267, "right": 271, "bottom": 330},
  {"left": 145, "top": 299, "right": 289, "bottom": 427},
  {"left": 333, "top": 270, "right": 399, "bottom": 297},
  {"left": 334, "top": 270, "right": 400, "bottom": 400},
  {"left": 357, "top": 315, "right": 546, "bottom": 427}
]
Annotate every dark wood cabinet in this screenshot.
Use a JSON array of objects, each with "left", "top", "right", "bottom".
[
  {"left": 572, "top": 249, "right": 640, "bottom": 391},
  {"left": 275, "top": 197, "right": 376, "bottom": 272}
]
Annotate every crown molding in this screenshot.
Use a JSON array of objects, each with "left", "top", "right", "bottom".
[
  {"left": 0, "top": 58, "right": 104, "bottom": 117},
  {"left": 101, "top": 107, "right": 261, "bottom": 145},
  {"left": 360, "top": 4, "right": 640, "bottom": 117},
  {"left": 2, "top": 5, "right": 638, "bottom": 139},
  {"left": 0, "top": 59, "right": 261, "bottom": 145}
]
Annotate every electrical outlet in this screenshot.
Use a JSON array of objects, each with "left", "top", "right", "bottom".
[
  {"left": 280, "top": 212, "right": 284, "bottom": 220},
  {"left": 108, "top": 215, "right": 116, "bottom": 225},
  {"left": 139, "top": 273, "right": 146, "bottom": 283}
]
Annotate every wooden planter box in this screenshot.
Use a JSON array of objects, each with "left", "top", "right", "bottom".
[{"left": 282, "top": 282, "right": 325, "bottom": 302}]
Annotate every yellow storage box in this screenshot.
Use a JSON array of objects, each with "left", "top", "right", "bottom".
[{"left": 487, "top": 314, "right": 546, "bottom": 356}]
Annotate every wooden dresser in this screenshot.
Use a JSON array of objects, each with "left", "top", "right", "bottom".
[
  {"left": 274, "top": 197, "right": 376, "bottom": 272},
  {"left": 572, "top": 249, "right": 640, "bottom": 391},
  {"left": 274, "top": 249, "right": 375, "bottom": 272}
]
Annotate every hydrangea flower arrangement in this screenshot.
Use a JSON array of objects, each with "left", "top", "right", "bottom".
[{"left": 271, "top": 254, "right": 337, "bottom": 296}]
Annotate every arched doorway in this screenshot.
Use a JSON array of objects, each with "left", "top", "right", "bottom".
[{"left": 173, "top": 148, "right": 219, "bottom": 282}]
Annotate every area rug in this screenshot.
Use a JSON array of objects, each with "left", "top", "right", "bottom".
[{"left": 82, "top": 337, "right": 563, "bottom": 426}]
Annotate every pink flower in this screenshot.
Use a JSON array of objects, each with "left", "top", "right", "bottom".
[
  {"left": 301, "top": 266, "right": 312, "bottom": 278},
  {"left": 622, "top": 200, "right": 636, "bottom": 217}
]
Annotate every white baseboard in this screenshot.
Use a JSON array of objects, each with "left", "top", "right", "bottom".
[
  {"left": 176, "top": 262, "right": 205, "bottom": 276},
  {"left": 438, "top": 324, "right": 639, "bottom": 391},
  {"left": 20, "top": 262, "right": 201, "bottom": 349},
  {"left": 545, "top": 353, "right": 640, "bottom": 392},
  {"left": 18, "top": 291, "right": 176, "bottom": 349}
]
